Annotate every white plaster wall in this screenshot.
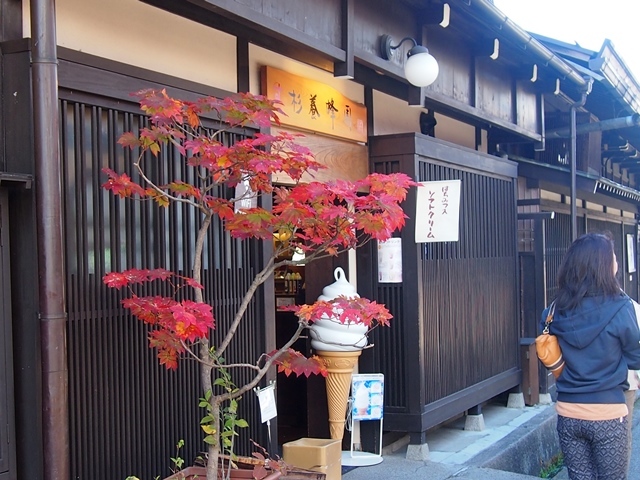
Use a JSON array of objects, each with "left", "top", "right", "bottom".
[
  {"left": 436, "top": 115, "right": 477, "bottom": 150},
  {"left": 373, "top": 90, "right": 478, "bottom": 150},
  {"left": 23, "top": 0, "right": 237, "bottom": 92},
  {"left": 372, "top": 90, "right": 422, "bottom": 135}
]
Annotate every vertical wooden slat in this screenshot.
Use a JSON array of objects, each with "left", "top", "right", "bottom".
[
  {"left": 61, "top": 95, "right": 267, "bottom": 479},
  {"left": 369, "top": 151, "right": 519, "bottom": 407}
]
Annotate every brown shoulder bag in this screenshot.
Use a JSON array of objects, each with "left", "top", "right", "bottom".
[{"left": 535, "top": 303, "right": 565, "bottom": 378}]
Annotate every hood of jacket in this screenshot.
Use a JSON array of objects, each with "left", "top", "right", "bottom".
[{"left": 551, "top": 294, "right": 628, "bottom": 349}]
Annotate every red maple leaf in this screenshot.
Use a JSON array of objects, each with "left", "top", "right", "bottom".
[
  {"left": 283, "top": 297, "right": 392, "bottom": 328},
  {"left": 148, "top": 329, "right": 184, "bottom": 370},
  {"left": 102, "top": 168, "right": 146, "bottom": 198},
  {"left": 268, "top": 349, "right": 328, "bottom": 377},
  {"left": 122, "top": 295, "right": 178, "bottom": 326},
  {"left": 147, "top": 269, "right": 174, "bottom": 282},
  {"left": 103, "top": 272, "right": 130, "bottom": 289},
  {"left": 170, "top": 300, "right": 214, "bottom": 341}
]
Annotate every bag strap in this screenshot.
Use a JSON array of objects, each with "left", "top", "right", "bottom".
[{"left": 543, "top": 302, "right": 555, "bottom": 334}]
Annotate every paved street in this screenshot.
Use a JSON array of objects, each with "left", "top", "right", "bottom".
[
  {"left": 344, "top": 396, "right": 640, "bottom": 479},
  {"left": 628, "top": 402, "right": 640, "bottom": 478}
]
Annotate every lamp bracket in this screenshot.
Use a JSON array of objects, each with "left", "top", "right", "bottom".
[{"left": 380, "top": 35, "right": 418, "bottom": 60}]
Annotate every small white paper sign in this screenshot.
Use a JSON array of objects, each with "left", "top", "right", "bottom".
[
  {"left": 377, "top": 238, "right": 402, "bottom": 283},
  {"left": 415, "top": 180, "right": 461, "bottom": 243},
  {"left": 627, "top": 234, "right": 636, "bottom": 273},
  {"left": 234, "top": 177, "right": 258, "bottom": 213},
  {"left": 256, "top": 384, "right": 277, "bottom": 423}
]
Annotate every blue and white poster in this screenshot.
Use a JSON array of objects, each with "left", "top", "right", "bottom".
[{"left": 351, "top": 374, "right": 384, "bottom": 421}]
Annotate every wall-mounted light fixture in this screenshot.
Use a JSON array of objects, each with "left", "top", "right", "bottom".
[{"left": 379, "top": 34, "right": 439, "bottom": 87}]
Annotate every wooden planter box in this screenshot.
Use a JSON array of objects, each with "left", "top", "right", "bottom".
[
  {"left": 164, "top": 465, "right": 279, "bottom": 480},
  {"left": 282, "top": 469, "right": 326, "bottom": 480},
  {"left": 283, "top": 438, "right": 340, "bottom": 480},
  {"left": 164, "top": 464, "right": 325, "bottom": 479}
]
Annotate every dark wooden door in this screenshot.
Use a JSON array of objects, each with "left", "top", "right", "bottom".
[{"left": 0, "top": 189, "right": 16, "bottom": 480}]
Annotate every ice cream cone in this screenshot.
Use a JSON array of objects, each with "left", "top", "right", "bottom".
[{"left": 317, "top": 350, "right": 362, "bottom": 440}]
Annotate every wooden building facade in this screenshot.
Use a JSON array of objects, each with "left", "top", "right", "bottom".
[{"left": 2, "top": 1, "right": 640, "bottom": 479}]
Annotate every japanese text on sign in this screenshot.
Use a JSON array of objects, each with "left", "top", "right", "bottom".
[
  {"left": 262, "top": 66, "right": 367, "bottom": 142},
  {"left": 415, "top": 180, "right": 461, "bottom": 243}
]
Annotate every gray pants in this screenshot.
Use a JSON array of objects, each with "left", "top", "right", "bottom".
[{"left": 557, "top": 415, "right": 629, "bottom": 480}]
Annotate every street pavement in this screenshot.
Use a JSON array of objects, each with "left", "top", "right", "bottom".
[
  {"left": 627, "top": 402, "right": 640, "bottom": 479},
  {"left": 342, "top": 394, "right": 640, "bottom": 479}
]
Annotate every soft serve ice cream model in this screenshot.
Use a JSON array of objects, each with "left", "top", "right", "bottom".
[
  {"left": 310, "top": 267, "right": 368, "bottom": 440},
  {"left": 309, "top": 267, "right": 368, "bottom": 352}
]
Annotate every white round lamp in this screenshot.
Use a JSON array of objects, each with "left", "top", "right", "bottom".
[
  {"left": 404, "top": 45, "right": 439, "bottom": 87},
  {"left": 380, "top": 34, "right": 439, "bottom": 88}
]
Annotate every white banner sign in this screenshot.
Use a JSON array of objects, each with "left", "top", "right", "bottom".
[{"left": 415, "top": 180, "right": 461, "bottom": 243}]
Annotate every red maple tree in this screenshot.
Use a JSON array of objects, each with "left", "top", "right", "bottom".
[{"left": 103, "top": 89, "right": 414, "bottom": 480}]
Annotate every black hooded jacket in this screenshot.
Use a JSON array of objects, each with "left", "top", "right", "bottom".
[{"left": 540, "top": 293, "right": 640, "bottom": 404}]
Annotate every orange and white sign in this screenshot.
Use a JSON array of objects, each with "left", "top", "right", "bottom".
[{"left": 262, "top": 66, "right": 367, "bottom": 143}]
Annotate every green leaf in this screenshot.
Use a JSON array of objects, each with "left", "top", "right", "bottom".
[
  {"left": 235, "top": 419, "right": 249, "bottom": 428},
  {"left": 200, "top": 415, "right": 214, "bottom": 424},
  {"left": 203, "top": 435, "right": 216, "bottom": 445}
]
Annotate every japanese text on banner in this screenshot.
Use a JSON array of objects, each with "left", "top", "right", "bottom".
[{"left": 415, "top": 180, "right": 461, "bottom": 243}]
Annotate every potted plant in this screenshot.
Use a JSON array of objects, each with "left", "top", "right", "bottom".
[{"left": 103, "top": 89, "right": 414, "bottom": 480}]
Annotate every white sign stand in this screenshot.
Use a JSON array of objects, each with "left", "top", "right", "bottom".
[
  {"left": 254, "top": 382, "right": 277, "bottom": 444},
  {"left": 341, "top": 373, "right": 384, "bottom": 466}
]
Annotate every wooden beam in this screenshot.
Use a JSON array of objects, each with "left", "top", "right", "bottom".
[
  {"left": 383, "top": 369, "right": 521, "bottom": 432},
  {"left": 407, "top": 86, "right": 423, "bottom": 106},
  {"left": 423, "top": 91, "right": 542, "bottom": 142},
  {"left": 364, "top": 86, "right": 374, "bottom": 136},
  {"left": 188, "top": 0, "right": 346, "bottom": 59},
  {"left": 0, "top": 0, "right": 22, "bottom": 41},
  {"left": 142, "top": 0, "right": 343, "bottom": 73},
  {"left": 353, "top": 63, "right": 413, "bottom": 106},
  {"left": 334, "top": 0, "right": 354, "bottom": 79},
  {"left": 57, "top": 48, "right": 233, "bottom": 103},
  {"left": 535, "top": 91, "right": 545, "bottom": 151},
  {"left": 236, "top": 37, "right": 249, "bottom": 93},
  {"left": 517, "top": 212, "right": 555, "bottom": 220}
]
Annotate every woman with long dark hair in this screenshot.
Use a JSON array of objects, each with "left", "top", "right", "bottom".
[{"left": 543, "top": 232, "right": 640, "bottom": 479}]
